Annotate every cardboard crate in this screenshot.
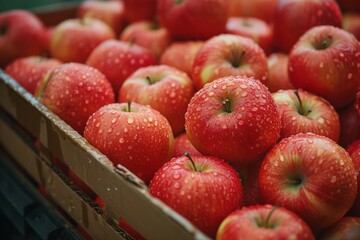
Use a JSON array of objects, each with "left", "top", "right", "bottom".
[{"left": 0, "top": 4, "right": 209, "bottom": 239}]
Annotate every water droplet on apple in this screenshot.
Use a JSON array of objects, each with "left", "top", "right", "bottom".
[
  {"left": 307, "top": 139, "right": 314, "bottom": 144},
  {"left": 348, "top": 73, "right": 353, "bottom": 79},
  {"left": 173, "top": 172, "right": 181, "bottom": 180},
  {"left": 279, "top": 155, "right": 285, "bottom": 162},
  {"left": 174, "top": 182, "right": 181, "bottom": 189},
  {"left": 127, "top": 117, "right": 134, "bottom": 124},
  {"left": 118, "top": 138, "right": 124, "bottom": 143},
  {"left": 172, "top": 165, "right": 181, "bottom": 170},
  {"left": 241, "top": 92, "right": 248, "bottom": 97},
  {"left": 123, "top": 127, "right": 128, "bottom": 133},
  {"left": 318, "top": 159, "right": 324, "bottom": 165},
  {"left": 238, "top": 120, "right": 244, "bottom": 126},
  {"left": 330, "top": 176, "right": 337, "bottom": 183}
]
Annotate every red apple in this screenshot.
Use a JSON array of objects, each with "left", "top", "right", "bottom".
[
  {"left": 192, "top": 34, "right": 269, "bottom": 90},
  {"left": 123, "top": 0, "right": 157, "bottom": 22},
  {"left": 267, "top": 53, "right": 293, "bottom": 92},
  {"left": 157, "top": 0, "right": 230, "bottom": 40},
  {"left": 185, "top": 76, "right": 281, "bottom": 166},
  {"left": 35, "top": 63, "right": 115, "bottom": 134},
  {"left": 86, "top": 39, "right": 157, "bottom": 95},
  {"left": 172, "top": 133, "right": 201, "bottom": 158},
  {"left": 272, "top": 89, "right": 340, "bottom": 142},
  {"left": 5, "top": 56, "right": 62, "bottom": 95},
  {"left": 159, "top": 40, "right": 204, "bottom": 76},
  {"left": 50, "top": 18, "right": 115, "bottom": 63},
  {"left": 226, "top": 17, "right": 274, "bottom": 55},
  {"left": 83, "top": 102, "right": 174, "bottom": 183},
  {"left": 259, "top": 133, "right": 357, "bottom": 232},
  {"left": 120, "top": 20, "right": 172, "bottom": 59},
  {"left": 320, "top": 216, "right": 360, "bottom": 240},
  {"left": 288, "top": 25, "right": 360, "bottom": 109},
  {"left": 118, "top": 65, "right": 195, "bottom": 135},
  {"left": 338, "top": 103, "right": 360, "bottom": 148},
  {"left": 0, "top": 10, "right": 49, "bottom": 68},
  {"left": 228, "top": 0, "right": 278, "bottom": 23},
  {"left": 149, "top": 153, "right": 243, "bottom": 238},
  {"left": 273, "top": 0, "right": 342, "bottom": 53},
  {"left": 346, "top": 140, "right": 360, "bottom": 216},
  {"left": 77, "top": 0, "right": 125, "bottom": 35},
  {"left": 343, "top": 12, "right": 360, "bottom": 40},
  {"left": 216, "top": 204, "right": 315, "bottom": 240}
]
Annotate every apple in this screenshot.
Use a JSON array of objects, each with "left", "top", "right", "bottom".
[
  {"left": 77, "top": 0, "right": 125, "bottom": 35},
  {"left": 225, "top": 17, "right": 274, "bottom": 55},
  {"left": 83, "top": 102, "right": 174, "bottom": 183},
  {"left": 185, "top": 76, "right": 281, "bottom": 166},
  {"left": 157, "top": 0, "right": 230, "bottom": 40},
  {"left": 119, "top": 20, "right": 172, "bottom": 59},
  {"left": 149, "top": 153, "right": 243, "bottom": 238},
  {"left": 5, "top": 56, "right": 62, "bottom": 95},
  {"left": 338, "top": 103, "right": 360, "bottom": 148},
  {"left": 259, "top": 133, "right": 357, "bottom": 232},
  {"left": 191, "top": 34, "right": 269, "bottom": 90},
  {"left": 123, "top": 0, "right": 157, "bottom": 22},
  {"left": 343, "top": 12, "right": 360, "bottom": 40},
  {"left": 272, "top": 89, "right": 340, "bottom": 142},
  {"left": 172, "top": 133, "right": 201, "bottom": 158},
  {"left": 346, "top": 140, "right": 360, "bottom": 216},
  {"left": 216, "top": 204, "right": 315, "bottom": 240},
  {"left": 118, "top": 65, "right": 195, "bottom": 136},
  {"left": 35, "top": 63, "right": 115, "bottom": 134},
  {"left": 228, "top": 0, "right": 278, "bottom": 23},
  {"left": 86, "top": 39, "right": 157, "bottom": 95},
  {"left": 50, "top": 17, "right": 115, "bottom": 63},
  {"left": 267, "top": 53, "right": 293, "bottom": 93},
  {"left": 288, "top": 25, "right": 360, "bottom": 109},
  {"left": 273, "top": 0, "right": 342, "bottom": 53},
  {"left": 320, "top": 216, "right": 360, "bottom": 240},
  {"left": 0, "top": 10, "right": 49, "bottom": 68},
  {"left": 159, "top": 40, "right": 204, "bottom": 76}
]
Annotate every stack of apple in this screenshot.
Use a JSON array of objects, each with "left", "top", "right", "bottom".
[{"left": 1, "top": 0, "right": 360, "bottom": 239}]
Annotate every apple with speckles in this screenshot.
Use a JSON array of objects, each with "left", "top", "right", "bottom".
[
  {"left": 267, "top": 53, "right": 293, "bottom": 93},
  {"left": 272, "top": 89, "right": 340, "bottom": 142},
  {"left": 50, "top": 17, "right": 115, "bottom": 63},
  {"left": 172, "top": 133, "right": 201, "bottom": 158},
  {"left": 0, "top": 10, "right": 49, "bottom": 68},
  {"left": 83, "top": 102, "right": 174, "bottom": 183},
  {"left": 118, "top": 65, "right": 195, "bottom": 136},
  {"left": 346, "top": 140, "right": 360, "bottom": 216},
  {"left": 157, "top": 0, "right": 230, "bottom": 40},
  {"left": 273, "top": 0, "right": 342, "bottom": 53},
  {"left": 149, "top": 153, "right": 243, "bottom": 238},
  {"left": 216, "top": 204, "right": 315, "bottom": 240},
  {"left": 77, "top": 0, "right": 125, "bottom": 35},
  {"left": 191, "top": 34, "right": 269, "bottom": 91},
  {"left": 160, "top": 40, "right": 204, "bottom": 77},
  {"left": 35, "top": 63, "right": 115, "bottom": 134},
  {"left": 120, "top": 20, "right": 172, "bottom": 59},
  {"left": 288, "top": 25, "right": 360, "bottom": 109},
  {"left": 226, "top": 17, "right": 274, "bottom": 55},
  {"left": 5, "top": 56, "right": 62, "bottom": 95},
  {"left": 259, "top": 133, "right": 357, "bottom": 232},
  {"left": 86, "top": 39, "right": 157, "bottom": 96},
  {"left": 185, "top": 76, "right": 281, "bottom": 166}
]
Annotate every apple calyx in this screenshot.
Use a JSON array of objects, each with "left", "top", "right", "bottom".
[
  {"left": 317, "top": 35, "right": 333, "bottom": 50},
  {"left": 221, "top": 99, "right": 232, "bottom": 113},
  {"left": 256, "top": 205, "right": 278, "bottom": 229},
  {"left": 184, "top": 152, "right": 201, "bottom": 172},
  {"left": 230, "top": 50, "right": 246, "bottom": 68},
  {"left": 294, "top": 90, "right": 311, "bottom": 116}
]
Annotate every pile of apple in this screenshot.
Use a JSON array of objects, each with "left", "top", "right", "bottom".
[{"left": 1, "top": 0, "right": 360, "bottom": 239}]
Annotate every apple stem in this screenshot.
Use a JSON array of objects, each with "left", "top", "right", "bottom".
[
  {"left": 184, "top": 152, "right": 199, "bottom": 172},
  {"left": 294, "top": 90, "right": 311, "bottom": 116},
  {"left": 264, "top": 205, "right": 278, "bottom": 228},
  {"left": 127, "top": 101, "right": 131, "bottom": 112},
  {"left": 221, "top": 99, "right": 231, "bottom": 113},
  {"left": 146, "top": 76, "right": 154, "bottom": 85}
]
